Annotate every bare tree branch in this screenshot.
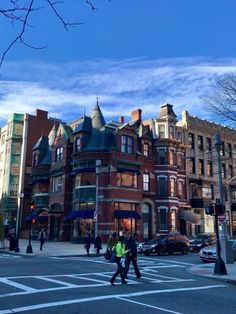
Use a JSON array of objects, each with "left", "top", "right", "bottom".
[
  {"left": 202, "top": 73, "right": 236, "bottom": 126},
  {"left": 0, "top": 0, "right": 104, "bottom": 67}
]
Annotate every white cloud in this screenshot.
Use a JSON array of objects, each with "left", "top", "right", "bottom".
[{"left": 1, "top": 57, "right": 236, "bottom": 127}]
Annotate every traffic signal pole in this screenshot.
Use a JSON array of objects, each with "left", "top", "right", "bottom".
[{"left": 214, "top": 135, "right": 227, "bottom": 274}]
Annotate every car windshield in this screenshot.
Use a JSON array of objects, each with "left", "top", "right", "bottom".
[
  {"left": 144, "top": 235, "right": 166, "bottom": 245},
  {"left": 195, "top": 234, "right": 210, "bottom": 240}
]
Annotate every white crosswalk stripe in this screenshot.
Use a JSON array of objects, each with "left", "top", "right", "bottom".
[{"left": 0, "top": 254, "right": 21, "bottom": 259}]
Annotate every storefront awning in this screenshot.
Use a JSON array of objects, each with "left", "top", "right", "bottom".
[
  {"left": 179, "top": 209, "right": 200, "bottom": 225},
  {"left": 64, "top": 210, "right": 95, "bottom": 220},
  {"left": 114, "top": 210, "right": 141, "bottom": 220},
  {"left": 24, "top": 210, "right": 48, "bottom": 222}
]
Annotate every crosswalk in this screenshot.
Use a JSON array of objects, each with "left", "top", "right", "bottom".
[
  {"left": 0, "top": 259, "right": 195, "bottom": 299},
  {"left": 0, "top": 254, "right": 21, "bottom": 259}
]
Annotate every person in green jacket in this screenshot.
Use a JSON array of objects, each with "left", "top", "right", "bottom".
[{"left": 109, "top": 236, "right": 128, "bottom": 285}]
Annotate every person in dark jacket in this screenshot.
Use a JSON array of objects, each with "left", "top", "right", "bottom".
[
  {"left": 85, "top": 232, "right": 92, "bottom": 255},
  {"left": 125, "top": 233, "right": 141, "bottom": 279},
  {"left": 94, "top": 235, "right": 102, "bottom": 255}
]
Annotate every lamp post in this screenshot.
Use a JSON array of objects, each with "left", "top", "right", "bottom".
[
  {"left": 94, "top": 160, "right": 101, "bottom": 239},
  {"left": 15, "top": 193, "right": 24, "bottom": 252}
]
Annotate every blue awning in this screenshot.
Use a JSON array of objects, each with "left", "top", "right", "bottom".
[
  {"left": 64, "top": 210, "right": 95, "bottom": 220},
  {"left": 114, "top": 210, "right": 141, "bottom": 220},
  {"left": 24, "top": 210, "right": 48, "bottom": 222}
]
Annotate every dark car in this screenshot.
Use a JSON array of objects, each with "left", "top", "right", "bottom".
[
  {"left": 140, "top": 234, "right": 190, "bottom": 256},
  {"left": 189, "top": 233, "right": 216, "bottom": 253}
]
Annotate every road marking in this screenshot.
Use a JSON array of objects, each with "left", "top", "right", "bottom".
[
  {"left": 35, "top": 276, "right": 79, "bottom": 288},
  {"left": 0, "top": 284, "right": 226, "bottom": 314},
  {"left": 117, "top": 297, "right": 183, "bottom": 314},
  {"left": 144, "top": 257, "right": 195, "bottom": 266},
  {"left": 0, "top": 278, "right": 37, "bottom": 292}
]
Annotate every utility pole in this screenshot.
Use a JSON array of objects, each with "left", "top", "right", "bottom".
[
  {"left": 214, "top": 135, "right": 228, "bottom": 274},
  {"left": 94, "top": 160, "right": 101, "bottom": 239}
]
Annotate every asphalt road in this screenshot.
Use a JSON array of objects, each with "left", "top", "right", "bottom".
[{"left": 0, "top": 252, "right": 235, "bottom": 314}]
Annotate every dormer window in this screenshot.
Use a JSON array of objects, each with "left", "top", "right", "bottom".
[
  {"left": 55, "top": 147, "right": 63, "bottom": 162},
  {"left": 158, "top": 125, "right": 165, "bottom": 138},
  {"left": 143, "top": 143, "right": 150, "bottom": 157},
  {"left": 121, "top": 135, "right": 133, "bottom": 154},
  {"left": 75, "top": 137, "right": 81, "bottom": 152}
]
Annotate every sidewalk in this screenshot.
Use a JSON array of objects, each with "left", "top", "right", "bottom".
[
  {"left": 0, "top": 239, "right": 106, "bottom": 257},
  {"left": 188, "top": 262, "right": 236, "bottom": 285}
]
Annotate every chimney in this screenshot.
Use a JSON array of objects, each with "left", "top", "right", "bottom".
[
  {"left": 118, "top": 116, "right": 124, "bottom": 124},
  {"left": 131, "top": 109, "right": 142, "bottom": 121},
  {"left": 36, "top": 109, "right": 48, "bottom": 119}
]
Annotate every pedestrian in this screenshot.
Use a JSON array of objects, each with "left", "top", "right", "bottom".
[
  {"left": 94, "top": 235, "right": 102, "bottom": 255},
  {"left": 107, "top": 232, "right": 118, "bottom": 262},
  {"left": 85, "top": 232, "right": 92, "bottom": 255},
  {"left": 38, "top": 227, "right": 47, "bottom": 251},
  {"left": 125, "top": 233, "right": 141, "bottom": 279},
  {"left": 109, "top": 235, "right": 128, "bottom": 286}
]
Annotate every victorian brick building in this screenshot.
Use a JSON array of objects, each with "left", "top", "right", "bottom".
[{"left": 29, "top": 102, "right": 193, "bottom": 242}]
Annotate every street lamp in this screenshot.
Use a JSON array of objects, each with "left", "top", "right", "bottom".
[
  {"left": 15, "top": 192, "right": 24, "bottom": 252},
  {"left": 94, "top": 160, "right": 101, "bottom": 239}
]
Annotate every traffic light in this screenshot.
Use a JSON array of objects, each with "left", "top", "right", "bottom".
[
  {"left": 30, "top": 201, "right": 35, "bottom": 213},
  {"left": 205, "top": 204, "right": 215, "bottom": 216},
  {"left": 215, "top": 204, "right": 225, "bottom": 216}
]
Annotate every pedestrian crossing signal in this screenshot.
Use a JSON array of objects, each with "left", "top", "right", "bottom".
[
  {"left": 30, "top": 201, "right": 35, "bottom": 212},
  {"left": 205, "top": 204, "right": 215, "bottom": 216},
  {"left": 32, "top": 218, "right": 36, "bottom": 224}
]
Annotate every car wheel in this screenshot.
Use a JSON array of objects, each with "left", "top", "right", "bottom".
[
  {"left": 182, "top": 246, "right": 188, "bottom": 255},
  {"left": 158, "top": 247, "right": 165, "bottom": 256}
]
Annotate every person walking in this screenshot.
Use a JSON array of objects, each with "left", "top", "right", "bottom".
[
  {"left": 109, "top": 236, "right": 128, "bottom": 286},
  {"left": 107, "top": 232, "right": 118, "bottom": 262},
  {"left": 94, "top": 235, "right": 102, "bottom": 255},
  {"left": 38, "top": 227, "right": 47, "bottom": 251},
  {"left": 125, "top": 233, "right": 141, "bottom": 279},
  {"left": 85, "top": 232, "right": 92, "bottom": 255}
]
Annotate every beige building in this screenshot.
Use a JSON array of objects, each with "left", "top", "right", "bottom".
[{"left": 178, "top": 110, "right": 236, "bottom": 237}]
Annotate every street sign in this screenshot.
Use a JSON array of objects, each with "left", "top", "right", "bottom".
[{"left": 218, "top": 215, "right": 226, "bottom": 222}]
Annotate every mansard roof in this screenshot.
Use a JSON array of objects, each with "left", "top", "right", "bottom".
[
  {"left": 84, "top": 128, "right": 118, "bottom": 152},
  {"left": 73, "top": 116, "right": 92, "bottom": 134},
  {"left": 157, "top": 103, "right": 177, "bottom": 121},
  {"left": 32, "top": 135, "right": 48, "bottom": 151}
]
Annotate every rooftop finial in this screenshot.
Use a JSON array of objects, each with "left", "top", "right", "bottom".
[{"left": 96, "top": 94, "right": 99, "bottom": 106}]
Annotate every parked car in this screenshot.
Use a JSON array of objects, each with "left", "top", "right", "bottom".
[
  {"left": 189, "top": 233, "right": 216, "bottom": 253},
  {"left": 199, "top": 240, "right": 236, "bottom": 262},
  {"left": 139, "top": 234, "right": 190, "bottom": 256}
]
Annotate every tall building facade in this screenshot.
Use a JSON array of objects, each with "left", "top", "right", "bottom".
[{"left": 0, "top": 109, "right": 59, "bottom": 236}]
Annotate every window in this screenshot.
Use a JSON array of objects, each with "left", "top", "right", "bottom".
[
  {"left": 75, "top": 173, "right": 96, "bottom": 187},
  {"left": 177, "top": 131, "right": 183, "bottom": 143},
  {"left": 143, "top": 143, "right": 150, "bottom": 157},
  {"left": 143, "top": 174, "right": 150, "bottom": 191},
  {"left": 229, "top": 165, "right": 233, "bottom": 179},
  {"left": 198, "top": 159, "right": 204, "bottom": 175},
  {"left": 14, "top": 123, "right": 23, "bottom": 135},
  {"left": 177, "top": 153, "right": 183, "bottom": 169},
  {"left": 227, "top": 143, "right": 232, "bottom": 158},
  {"left": 206, "top": 137, "right": 212, "bottom": 152},
  {"left": 52, "top": 175, "right": 63, "bottom": 192},
  {"left": 158, "top": 177, "right": 167, "bottom": 197},
  {"left": 189, "top": 157, "right": 195, "bottom": 174},
  {"left": 159, "top": 208, "right": 167, "bottom": 230},
  {"left": 9, "top": 184, "right": 18, "bottom": 197},
  {"left": 170, "top": 178, "right": 175, "bottom": 197},
  {"left": 12, "top": 142, "right": 21, "bottom": 154},
  {"left": 1, "top": 134, "right": 5, "bottom": 145},
  {"left": 158, "top": 125, "right": 165, "bottom": 138},
  {"left": 178, "top": 181, "right": 184, "bottom": 198},
  {"left": 117, "top": 172, "right": 137, "bottom": 188},
  {"left": 75, "top": 137, "right": 81, "bottom": 152},
  {"left": 171, "top": 211, "right": 176, "bottom": 230},
  {"left": 206, "top": 160, "right": 213, "bottom": 176},
  {"left": 197, "top": 135, "right": 203, "bottom": 151},
  {"left": 158, "top": 149, "right": 166, "bottom": 165},
  {"left": 55, "top": 147, "right": 63, "bottom": 161},
  {"left": 169, "top": 126, "right": 174, "bottom": 139},
  {"left": 121, "top": 135, "right": 133, "bottom": 154},
  {"left": 169, "top": 150, "right": 174, "bottom": 165},
  {"left": 188, "top": 133, "right": 195, "bottom": 149},
  {"left": 221, "top": 142, "right": 225, "bottom": 156},
  {"left": 222, "top": 163, "right": 226, "bottom": 179}
]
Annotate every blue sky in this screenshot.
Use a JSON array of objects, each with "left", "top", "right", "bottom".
[{"left": 1, "top": 0, "right": 236, "bottom": 127}]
